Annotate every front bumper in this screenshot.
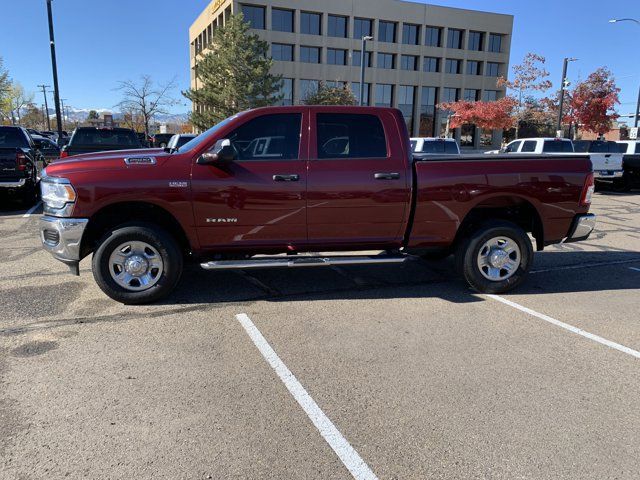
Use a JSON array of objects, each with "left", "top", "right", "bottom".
[
  {"left": 564, "top": 214, "right": 596, "bottom": 243},
  {"left": 40, "top": 216, "right": 89, "bottom": 274}
]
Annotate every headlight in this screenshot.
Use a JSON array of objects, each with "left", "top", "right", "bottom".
[{"left": 41, "top": 176, "right": 77, "bottom": 210}]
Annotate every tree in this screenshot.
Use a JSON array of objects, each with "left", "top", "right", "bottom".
[
  {"left": 568, "top": 67, "right": 620, "bottom": 136},
  {"left": 0, "top": 83, "right": 34, "bottom": 125},
  {"left": 0, "top": 57, "right": 10, "bottom": 113},
  {"left": 20, "top": 103, "right": 46, "bottom": 129},
  {"left": 87, "top": 110, "right": 99, "bottom": 121},
  {"left": 183, "top": 14, "right": 282, "bottom": 130},
  {"left": 438, "top": 97, "right": 518, "bottom": 131},
  {"left": 302, "top": 82, "right": 357, "bottom": 106},
  {"left": 497, "top": 53, "right": 553, "bottom": 138},
  {"left": 115, "top": 75, "right": 177, "bottom": 136}
]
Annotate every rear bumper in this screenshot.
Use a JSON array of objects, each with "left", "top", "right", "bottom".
[
  {"left": 594, "top": 170, "right": 623, "bottom": 182},
  {"left": 40, "top": 216, "right": 89, "bottom": 274},
  {"left": 564, "top": 214, "right": 596, "bottom": 243},
  {"left": 0, "top": 178, "right": 27, "bottom": 188}
]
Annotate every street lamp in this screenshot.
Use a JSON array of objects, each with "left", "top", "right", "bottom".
[
  {"left": 359, "top": 35, "right": 374, "bottom": 106},
  {"left": 609, "top": 18, "right": 640, "bottom": 128},
  {"left": 557, "top": 57, "right": 578, "bottom": 137}
]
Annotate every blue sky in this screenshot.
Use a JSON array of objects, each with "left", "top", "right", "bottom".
[{"left": 1, "top": 0, "right": 638, "bottom": 116}]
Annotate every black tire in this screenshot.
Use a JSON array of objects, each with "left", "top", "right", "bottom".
[
  {"left": 20, "top": 178, "right": 38, "bottom": 207},
  {"left": 455, "top": 220, "right": 533, "bottom": 294},
  {"left": 92, "top": 223, "right": 183, "bottom": 305}
]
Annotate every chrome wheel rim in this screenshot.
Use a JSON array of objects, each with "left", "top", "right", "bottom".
[
  {"left": 108, "top": 241, "right": 164, "bottom": 292},
  {"left": 477, "top": 236, "right": 521, "bottom": 282}
]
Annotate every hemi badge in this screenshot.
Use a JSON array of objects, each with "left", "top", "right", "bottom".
[
  {"left": 169, "top": 181, "right": 189, "bottom": 188},
  {"left": 124, "top": 157, "right": 157, "bottom": 165}
]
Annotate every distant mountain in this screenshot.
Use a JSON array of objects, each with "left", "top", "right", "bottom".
[{"left": 60, "top": 108, "right": 189, "bottom": 124}]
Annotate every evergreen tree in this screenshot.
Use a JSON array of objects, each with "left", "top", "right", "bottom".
[
  {"left": 183, "top": 14, "right": 282, "bottom": 130},
  {"left": 302, "top": 82, "right": 357, "bottom": 106}
]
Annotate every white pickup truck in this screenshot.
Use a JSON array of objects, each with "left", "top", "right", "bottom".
[
  {"left": 492, "top": 138, "right": 624, "bottom": 186},
  {"left": 614, "top": 140, "right": 640, "bottom": 191},
  {"left": 410, "top": 137, "right": 460, "bottom": 155}
]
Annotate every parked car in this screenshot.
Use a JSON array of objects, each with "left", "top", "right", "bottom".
[
  {"left": 31, "top": 134, "right": 61, "bottom": 164},
  {"left": 410, "top": 137, "right": 460, "bottom": 155},
  {"left": 614, "top": 140, "right": 640, "bottom": 191},
  {"left": 136, "top": 133, "right": 151, "bottom": 148},
  {"left": 493, "top": 137, "right": 623, "bottom": 187},
  {"left": 166, "top": 134, "right": 197, "bottom": 151},
  {"left": 60, "top": 127, "right": 142, "bottom": 158},
  {"left": 0, "top": 126, "right": 44, "bottom": 204},
  {"left": 150, "top": 133, "right": 174, "bottom": 148},
  {"left": 39, "top": 106, "right": 596, "bottom": 304}
]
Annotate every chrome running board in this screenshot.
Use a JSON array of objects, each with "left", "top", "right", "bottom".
[{"left": 200, "top": 254, "right": 409, "bottom": 271}]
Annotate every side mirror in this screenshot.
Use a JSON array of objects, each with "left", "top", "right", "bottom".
[{"left": 197, "top": 139, "right": 236, "bottom": 165}]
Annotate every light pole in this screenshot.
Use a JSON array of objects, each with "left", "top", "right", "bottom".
[
  {"left": 610, "top": 18, "right": 640, "bottom": 128},
  {"left": 45, "top": 0, "right": 64, "bottom": 145},
  {"left": 557, "top": 57, "right": 578, "bottom": 137},
  {"left": 359, "top": 35, "right": 373, "bottom": 106},
  {"left": 37, "top": 84, "right": 51, "bottom": 130}
]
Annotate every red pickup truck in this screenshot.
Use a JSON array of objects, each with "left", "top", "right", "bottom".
[{"left": 39, "top": 106, "right": 596, "bottom": 304}]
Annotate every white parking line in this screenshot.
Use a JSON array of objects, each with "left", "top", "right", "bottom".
[
  {"left": 22, "top": 201, "right": 42, "bottom": 218},
  {"left": 235, "top": 313, "right": 378, "bottom": 480},
  {"left": 530, "top": 258, "right": 640, "bottom": 274},
  {"left": 629, "top": 267, "right": 640, "bottom": 273},
  {"left": 486, "top": 295, "right": 640, "bottom": 360}
]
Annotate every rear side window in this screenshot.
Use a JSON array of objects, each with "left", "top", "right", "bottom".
[
  {"left": 227, "top": 113, "right": 301, "bottom": 160},
  {"left": 542, "top": 140, "right": 573, "bottom": 153},
  {"left": 0, "top": 128, "right": 28, "bottom": 148},
  {"left": 72, "top": 129, "right": 140, "bottom": 147},
  {"left": 521, "top": 140, "right": 537, "bottom": 152},
  {"left": 316, "top": 113, "right": 387, "bottom": 159}
]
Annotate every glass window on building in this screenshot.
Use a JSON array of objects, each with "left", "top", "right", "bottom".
[
  {"left": 398, "top": 85, "right": 416, "bottom": 133},
  {"left": 378, "top": 21, "right": 397, "bottom": 43},
  {"left": 400, "top": 55, "right": 418, "bottom": 71},
  {"left": 446, "top": 28, "right": 464, "bottom": 49},
  {"left": 272, "top": 43, "right": 294, "bottom": 61},
  {"left": 354, "top": 18, "right": 373, "bottom": 39},
  {"left": 425, "top": 26, "right": 442, "bottom": 47},
  {"left": 272, "top": 8, "right": 294, "bottom": 32},
  {"left": 375, "top": 84, "right": 393, "bottom": 107},
  {"left": 419, "top": 86, "right": 438, "bottom": 137},
  {"left": 467, "top": 31, "right": 484, "bottom": 51},
  {"left": 300, "top": 46, "right": 321, "bottom": 63},
  {"left": 277, "top": 78, "right": 294, "bottom": 106},
  {"left": 488, "top": 33, "right": 503, "bottom": 53},
  {"left": 377, "top": 53, "right": 395, "bottom": 69},
  {"left": 300, "top": 79, "right": 319, "bottom": 99},
  {"left": 442, "top": 87, "right": 459, "bottom": 103},
  {"left": 423, "top": 57, "right": 440, "bottom": 73},
  {"left": 486, "top": 62, "right": 500, "bottom": 77},
  {"left": 327, "top": 48, "right": 347, "bottom": 65},
  {"left": 483, "top": 90, "right": 499, "bottom": 101},
  {"left": 466, "top": 60, "right": 482, "bottom": 75},
  {"left": 301, "top": 12, "right": 321, "bottom": 35},
  {"left": 444, "top": 58, "right": 461, "bottom": 74},
  {"left": 326, "top": 81, "right": 347, "bottom": 89},
  {"left": 328, "top": 14, "right": 347, "bottom": 38},
  {"left": 241, "top": 4, "right": 265, "bottom": 30},
  {"left": 460, "top": 124, "right": 476, "bottom": 147},
  {"left": 351, "top": 82, "right": 371, "bottom": 105},
  {"left": 352, "top": 50, "right": 372, "bottom": 67},
  {"left": 463, "top": 89, "right": 479, "bottom": 101},
  {"left": 402, "top": 24, "right": 420, "bottom": 45},
  {"left": 480, "top": 129, "right": 494, "bottom": 147}
]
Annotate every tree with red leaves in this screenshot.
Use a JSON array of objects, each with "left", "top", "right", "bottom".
[
  {"left": 568, "top": 67, "right": 620, "bottom": 135},
  {"left": 439, "top": 97, "right": 518, "bottom": 131}
]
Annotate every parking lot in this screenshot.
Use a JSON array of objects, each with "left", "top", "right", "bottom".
[{"left": 1, "top": 191, "right": 639, "bottom": 479}]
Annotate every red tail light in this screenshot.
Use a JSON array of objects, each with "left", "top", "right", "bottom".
[
  {"left": 60, "top": 150, "right": 69, "bottom": 159},
  {"left": 16, "top": 152, "right": 28, "bottom": 171},
  {"left": 580, "top": 172, "right": 594, "bottom": 206}
]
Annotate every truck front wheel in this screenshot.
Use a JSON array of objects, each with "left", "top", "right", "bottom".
[
  {"left": 92, "top": 224, "right": 183, "bottom": 305},
  {"left": 456, "top": 221, "right": 533, "bottom": 294}
]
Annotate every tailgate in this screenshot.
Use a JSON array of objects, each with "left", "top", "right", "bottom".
[
  {"left": 0, "top": 148, "right": 19, "bottom": 180},
  {"left": 589, "top": 152, "right": 623, "bottom": 172}
]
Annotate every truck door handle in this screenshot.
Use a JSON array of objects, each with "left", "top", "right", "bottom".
[
  {"left": 273, "top": 174, "right": 299, "bottom": 182},
  {"left": 374, "top": 172, "right": 400, "bottom": 180}
]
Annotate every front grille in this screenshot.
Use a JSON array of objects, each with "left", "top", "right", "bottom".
[{"left": 43, "top": 229, "right": 60, "bottom": 246}]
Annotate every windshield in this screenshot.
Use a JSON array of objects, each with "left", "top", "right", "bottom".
[
  {"left": 177, "top": 114, "right": 242, "bottom": 152},
  {"left": 72, "top": 129, "right": 140, "bottom": 147}
]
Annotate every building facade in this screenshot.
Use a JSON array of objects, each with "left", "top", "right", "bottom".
[{"left": 189, "top": 0, "right": 513, "bottom": 149}]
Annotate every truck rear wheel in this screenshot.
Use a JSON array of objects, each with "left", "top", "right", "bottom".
[
  {"left": 456, "top": 221, "right": 533, "bottom": 294},
  {"left": 92, "top": 224, "right": 183, "bottom": 305}
]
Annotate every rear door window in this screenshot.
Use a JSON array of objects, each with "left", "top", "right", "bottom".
[
  {"left": 521, "top": 140, "right": 537, "bottom": 152},
  {"left": 316, "top": 113, "right": 387, "bottom": 159},
  {"left": 542, "top": 140, "right": 573, "bottom": 153}
]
